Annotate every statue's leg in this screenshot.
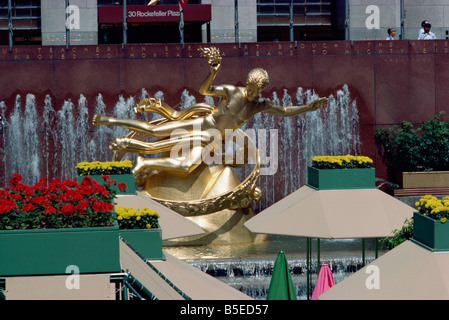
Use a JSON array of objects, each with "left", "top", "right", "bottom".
[
  {"left": 133, "top": 145, "right": 204, "bottom": 175},
  {"left": 93, "top": 115, "right": 154, "bottom": 133},
  {"left": 111, "top": 128, "right": 222, "bottom": 155},
  {"left": 93, "top": 114, "right": 206, "bottom": 138}
]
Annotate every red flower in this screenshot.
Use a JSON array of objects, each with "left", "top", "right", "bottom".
[
  {"left": 92, "top": 201, "right": 113, "bottom": 212},
  {"left": 38, "top": 177, "right": 48, "bottom": 184},
  {"left": 22, "top": 187, "right": 33, "bottom": 196},
  {"left": 67, "top": 189, "right": 84, "bottom": 202},
  {"left": 103, "top": 202, "right": 114, "bottom": 212},
  {"left": 43, "top": 205, "right": 56, "bottom": 214},
  {"left": 101, "top": 175, "right": 110, "bottom": 181},
  {"left": 9, "top": 173, "right": 22, "bottom": 184},
  {"left": 1, "top": 174, "right": 116, "bottom": 229},
  {"left": 31, "top": 195, "right": 46, "bottom": 206},
  {"left": 118, "top": 183, "right": 127, "bottom": 192},
  {"left": 92, "top": 201, "right": 103, "bottom": 212},
  {"left": 80, "top": 176, "right": 93, "bottom": 186},
  {"left": 107, "top": 179, "right": 117, "bottom": 186},
  {"left": 79, "top": 200, "right": 89, "bottom": 208},
  {"left": 63, "top": 179, "right": 77, "bottom": 188},
  {"left": 92, "top": 184, "right": 109, "bottom": 197},
  {"left": 10, "top": 193, "right": 22, "bottom": 201},
  {"left": 58, "top": 193, "right": 68, "bottom": 202},
  {"left": 61, "top": 204, "right": 75, "bottom": 216},
  {"left": 13, "top": 173, "right": 22, "bottom": 180},
  {"left": 32, "top": 181, "right": 47, "bottom": 192},
  {"left": 76, "top": 184, "right": 94, "bottom": 197},
  {"left": 22, "top": 203, "right": 35, "bottom": 212},
  {"left": 44, "top": 193, "right": 57, "bottom": 202},
  {"left": 0, "top": 198, "right": 17, "bottom": 214}
]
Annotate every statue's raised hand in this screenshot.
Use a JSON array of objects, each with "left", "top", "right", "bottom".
[{"left": 199, "top": 47, "right": 222, "bottom": 72}]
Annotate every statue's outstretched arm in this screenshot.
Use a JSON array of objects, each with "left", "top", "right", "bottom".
[
  {"left": 198, "top": 47, "right": 225, "bottom": 97},
  {"left": 265, "top": 97, "right": 328, "bottom": 117}
]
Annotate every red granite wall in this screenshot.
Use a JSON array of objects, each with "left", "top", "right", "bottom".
[{"left": 1, "top": 40, "right": 448, "bottom": 194}]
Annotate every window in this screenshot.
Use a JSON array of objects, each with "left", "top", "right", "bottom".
[
  {"left": 98, "top": 0, "right": 199, "bottom": 5},
  {"left": 257, "top": 0, "right": 337, "bottom": 41},
  {"left": 0, "top": 0, "right": 41, "bottom": 45},
  {"left": 257, "top": 0, "right": 331, "bottom": 27}
]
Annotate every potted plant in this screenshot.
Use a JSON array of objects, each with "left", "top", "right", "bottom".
[
  {"left": 116, "top": 206, "right": 165, "bottom": 260},
  {"left": 0, "top": 174, "right": 121, "bottom": 276},
  {"left": 375, "top": 111, "right": 449, "bottom": 188},
  {"left": 76, "top": 160, "right": 136, "bottom": 194},
  {"left": 411, "top": 194, "right": 449, "bottom": 251},
  {"left": 307, "top": 155, "right": 375, "bottom": 190},
  {"left": 380, "top": 218, "right": 414, "bottom": 250}
]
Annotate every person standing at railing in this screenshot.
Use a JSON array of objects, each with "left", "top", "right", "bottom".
[
  {"left": 386, "top": 28, "right": 396, "bottom": 40},
  {"left": 418, "top": 22, "right": 436, "bottom": 40}
]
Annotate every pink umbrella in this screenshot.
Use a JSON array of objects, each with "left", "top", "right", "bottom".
[{"left": 311, "top": 264, "right": 335, "bottom": 300}]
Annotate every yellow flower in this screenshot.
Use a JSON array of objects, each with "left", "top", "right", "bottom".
[
  {"left": 115, "top": 205, "right": 159, "bottom": 229},
  {"left": 77, "top": 160, "right": 133, "bottom": 175},
  {"left": 311, "top": 155, "right": 373, "bottom": 169},
  {"left": 442, "top": 218, "right": 447, "bottom": 223}
]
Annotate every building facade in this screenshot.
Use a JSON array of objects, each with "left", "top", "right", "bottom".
[
  {"left": 1, "top": 1, "right": 449, "bottom": 47},
  {"left": 349, "top": 0, "right": 449, "bottom": 41},
  {"left": 0, "top": 0, "right": 340, "bottom": 46}
]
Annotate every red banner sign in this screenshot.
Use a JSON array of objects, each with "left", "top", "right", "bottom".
[{"left": 98, "top": 5, "right": 211, "bottom": 24}]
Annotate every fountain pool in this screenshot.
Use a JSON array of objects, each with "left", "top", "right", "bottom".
[{"left": 164, "top": 236, "right": 385, "bottom": 300}]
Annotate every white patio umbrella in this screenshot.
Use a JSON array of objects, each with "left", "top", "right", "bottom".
[
  {"left": 319, "top": 240, "right": 449, "bottom": 300},
  {"left": 244, "top": 186, "right": 414, "bottom": 239},
  {"left": 244, "top": 185, "right": 415, "bottom": 298}
]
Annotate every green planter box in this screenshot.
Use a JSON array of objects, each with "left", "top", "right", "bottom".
[
  {"left": 307, "top": 167, "right": 376, "bottom": 190},
  {"left": 78, "top": 174, "right": 136, "bottom": 195},
  {"left": 120, "top": 227, "right": 165, "bottom": 260},
  {"left": 0, "top": 224, "right": 121, "bottom": 277},
  {"left": 412, "top": 212, "right": 449, "bottom": 251}
]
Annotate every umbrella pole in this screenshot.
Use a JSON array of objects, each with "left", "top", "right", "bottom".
[
  {"left": 306, "top": 237, "right": 310, "bottom": 300},
  {"left": 317, "top": 238, "right": 321, "bottom": 272},
  {"left": 375, "top": 238, "right": 378, "bottom": 259},
  {"left": 362, "top": 238, "right": 366, "bottom": 267}
]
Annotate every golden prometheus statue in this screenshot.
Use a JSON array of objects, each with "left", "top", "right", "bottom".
[{"left": 93, "top": 47, "right": 327, "bottom": 245}]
